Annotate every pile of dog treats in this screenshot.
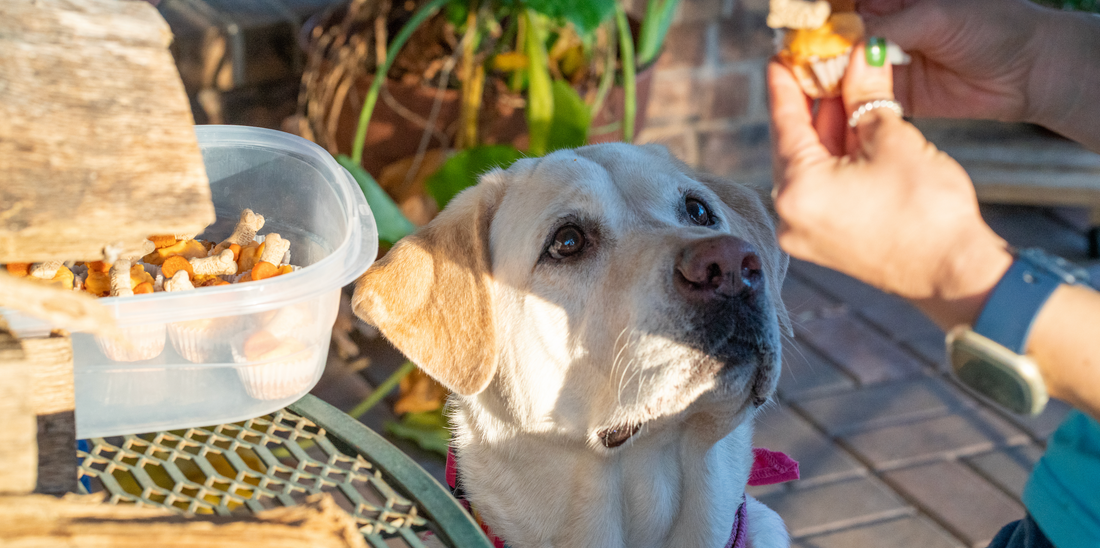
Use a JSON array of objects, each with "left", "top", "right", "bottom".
[{"left": 3, "top": 209, "right": 296, "bottom": 298}]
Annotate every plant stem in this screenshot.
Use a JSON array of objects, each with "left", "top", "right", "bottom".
[
  {"left": 510, "top": 11, "right": 526, "bottom": 93},
  {"left": 349, "top": 360, "right": 418, "bottom": 420},
  {"left": 614, "top": 3, "right": 636, "bottom": 144},
  {"left": 589, "top": 20, "right": 617, "bottom": 119},
  {"left": 524, "top": 9, "right": 553, "bottom": 156},
  {"left": 458, "top": 0, "right": 483, "bottom": 149},
  {"left": 351, "top": 0, "right": 450, "bottom": 166}
]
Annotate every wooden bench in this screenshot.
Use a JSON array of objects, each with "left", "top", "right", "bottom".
[{"left": 916, "top": 119, "right": 1100, "bottom": 257}]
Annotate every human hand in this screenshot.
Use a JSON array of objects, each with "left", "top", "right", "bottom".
[
  {"left": 768, "top": 43, "right": 1013, "bottom": 328},
  {"left": 857, "top": 0, "right": 1049, "bottom": 123}
]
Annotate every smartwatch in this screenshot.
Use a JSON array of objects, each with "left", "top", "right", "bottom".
[{"left": 946, "top": 248, "right": 1091, "bottom": 416}]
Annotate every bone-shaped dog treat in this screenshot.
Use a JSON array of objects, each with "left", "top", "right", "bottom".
[
  {"left": 29, "top": 260, "right": 63, "bottom": 280},
  {"left": 768, "top": 0, "right": 830, "bottom": 29},
  {"left": 189, "top": 249, "right": 238, "bottom": 276},
  {"left": 215, "top": 209, "right": 265, "bottom": 253},
  {"left": 121, "top": 239, "right": 156, "bottom": 262},
  {"left": 164, "top": 270, "right": 195, "bottom": 292},
  {"left": 258, "top": 233, "right": 290, "bottom": 265},
  {"left": 109, "top": 259, "right": 134, "bottom": 297}
]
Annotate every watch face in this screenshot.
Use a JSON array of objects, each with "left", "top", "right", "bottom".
[{"left": 947, "top": 327, "right": 1048, "bottom": 416}]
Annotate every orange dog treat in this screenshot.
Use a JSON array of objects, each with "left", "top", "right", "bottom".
[
  {"left": 142, "top": 239, "right": 207, "bottom": 266},
  {"left": 5, "top": 263, "right": 31, "bottom": 277},
  {"left": 129, "top": 264, "right": 154, "bottom": 288},
  {"left": 237, "top": 241, "right": 265, "bottom": 273},
  {"left": 161, "top": 256, "right": 194, "bottom": 279},
  {"left": 84, "top": 269, "right": 112, "bottom": 297},
  {"left": 228, "top": 244, "right": 242, "bottom": 262},
  {"left": 250, "top": 261, "right": 279, "bottom": 281},
  {"left": 133, "top": 282, "right": 154, "bottom": 294},
  {"left": 193, "top": 275, "right": 229, "bottom": 287},
  {"left": 51, "top": 266, "right": 75, "bottom": 290},
  {"left": 149, "top": 235, "right": 178, "bottom": 249}
]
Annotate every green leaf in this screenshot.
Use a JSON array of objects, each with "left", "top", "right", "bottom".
[
  {"left": 524, "top": 10, "right": 553, "bottom": 156},
  {"left": 426, "top": 145, "right": 525, "bottom": 209},
  {"left": 524, "top": 0, "right": 616, "bottom": 33},
  {"left": 385, "top": 408, "right": 451, "bottom": 456},
  {"left": 546, "top": 79, "right": 590, "bottom": 152},
  {"left": 336, "top": 155, "right": 416, "bottom": 245},
  {"left": 637, "top": 0, "right": 681, "bottom": 66}
]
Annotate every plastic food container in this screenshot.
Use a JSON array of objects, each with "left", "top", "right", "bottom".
[{"left": 2, "top": 126, "right": 378, "bottom": 438}]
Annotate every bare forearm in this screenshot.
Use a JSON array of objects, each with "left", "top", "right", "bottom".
[
  {"left": 908, "top": 238, "right": 1100, "bottom": 422},
  {"left": 1026, "top": 9, "right": 1100, "bottom": 152},
  {"left": 1027, "top": 284, "right": 1100, "bottom": 422}
]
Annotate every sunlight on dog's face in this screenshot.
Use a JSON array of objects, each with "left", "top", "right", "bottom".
[{"left": 484, "top": 144, "right": 789, "bottom": 452}]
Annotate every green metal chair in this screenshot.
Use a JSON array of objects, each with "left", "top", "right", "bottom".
[{"left": 77, "top": 394, "right": 492, "bottom": 548}]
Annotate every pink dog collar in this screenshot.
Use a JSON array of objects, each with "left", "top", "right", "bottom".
[
  {"left": 445, "top": 446, "right": 798, "bottom": 547},
  {"left": 749, "top": 447, "right": 801, "bottom": 486}
]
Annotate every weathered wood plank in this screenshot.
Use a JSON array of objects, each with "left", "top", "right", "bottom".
[
  {"left": 0, "top": 0, "right": 215, "bottom": 263},
  {"left": 0, "top": 493, "right": 368, "bottom": 548},
  {"left": 917, "top": 119, "right": 1100, "bottom": 207},
  {"left": 0, "top": 271, "right": 116, "bottom": 337},
  {"left": 24, "top": 336, "right": 77, "bottom": 495},
  {"left": 0, "top": 319, "right": 37, "bottom": 495}
]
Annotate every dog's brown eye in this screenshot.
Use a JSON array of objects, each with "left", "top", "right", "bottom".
[
  {"left": 685, "top": 198, "right": 713, "bottom": 226},
  {"left": 548, "top": 225, "right": 586, "bottom": 259}
]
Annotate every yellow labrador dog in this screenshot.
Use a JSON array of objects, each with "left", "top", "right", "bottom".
[{"left": 354, "top": 143, "right": 792, "bottom": 548}]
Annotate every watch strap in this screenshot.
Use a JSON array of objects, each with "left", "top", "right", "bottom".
[{"left": 972, "top": 249, "right": 1079, "bottom": 354}]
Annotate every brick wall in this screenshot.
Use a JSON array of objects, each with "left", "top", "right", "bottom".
[{"left": 636, "top": 0, "right": 774, "bottom": 185}]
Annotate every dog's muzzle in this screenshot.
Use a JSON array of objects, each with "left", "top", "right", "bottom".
[{"left": 674, "top": 235, "right": 776, "bottom": 373}]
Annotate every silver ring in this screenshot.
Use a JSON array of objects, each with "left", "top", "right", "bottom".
[{"left": 848, "top": 99, "right": 904, "bottom": 128}]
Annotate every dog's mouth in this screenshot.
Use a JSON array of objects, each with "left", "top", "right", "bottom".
[{"left": 597, "top": 423, "right": 642, "bottom": 448}]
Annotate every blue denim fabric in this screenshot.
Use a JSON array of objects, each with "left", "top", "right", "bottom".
[{"left": 988, "top": 514, "right": 1055, "bottom": 548}]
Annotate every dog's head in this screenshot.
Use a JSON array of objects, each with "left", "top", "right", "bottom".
[{"left": 354, "top": 143, "right": 790, "bottom": 451}]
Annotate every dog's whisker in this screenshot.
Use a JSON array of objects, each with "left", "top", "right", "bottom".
[
  {"left": 610, "top": 328, "right": 634, "bottom": 390},
  {"left": 609, "top": 326, "right": 632, "bottom": 381},
  {"left": 778, "top": 331, "right": 814, "bottom": 379},
  {"left": 617, "top": 357, "right": 641, "bottom": 407}
]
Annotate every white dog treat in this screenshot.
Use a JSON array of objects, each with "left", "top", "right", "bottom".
[
  {"left": 259, "top": 233, "right": 290, "bottom": 265},
  {"left": 109, "top": 259, "right": 134, "bottom": 297},
  {"left": 29, "top": 260, "right": 63, "bottom": 280},
  {"left": 768, "top": 0, "right": 830, "bottom": 29},
  {"left": 189, "top": 249, "right": 238, "bottom": 276},
  {"left": 215, "top": 209, "right": 265, "bottom": 253},
  {"left": 164, "top": 270, "right": 195, "bottom": 292},
  {"left": 129, "top": 239, "right": 156, "bottom": 261}
]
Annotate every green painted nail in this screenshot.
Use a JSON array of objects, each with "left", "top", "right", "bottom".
[{"left": 866, "top": 36, "right": 887, "bottom": 67}]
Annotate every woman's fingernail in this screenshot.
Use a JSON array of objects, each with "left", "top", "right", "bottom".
[{"left": 866, "top": 36, "right": 887, "bottom": 67}]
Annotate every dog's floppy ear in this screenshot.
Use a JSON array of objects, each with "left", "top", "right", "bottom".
[{"left": 353, "top": 173, "right": 507, "bottom": 396}]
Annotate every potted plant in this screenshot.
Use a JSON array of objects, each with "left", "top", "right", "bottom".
[
  {"left": 300, "top": 0, "right": 681, "bottom": 455},
  {"left": 296, "top": 0, "right": 679, "bottom": 229}
]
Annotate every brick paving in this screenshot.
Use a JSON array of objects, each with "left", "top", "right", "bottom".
[
  {"left": 752, "top": 204, "right": 1092, "bottom": 548},
  {"left": 317, "top": 204, "right": 1094, "bottom": 548}
]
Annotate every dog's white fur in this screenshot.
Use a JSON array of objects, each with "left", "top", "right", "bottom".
[{"left": 355, "top": 144, "right": 792, "bottom": 548}]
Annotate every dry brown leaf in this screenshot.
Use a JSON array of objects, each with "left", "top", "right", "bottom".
[{"left": 394, "top": 367, "right": 448, "bottom": 415}]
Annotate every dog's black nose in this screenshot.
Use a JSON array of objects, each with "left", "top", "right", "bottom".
[{"left": 675, "top": 236, "right": 762, "bottom": 302}]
